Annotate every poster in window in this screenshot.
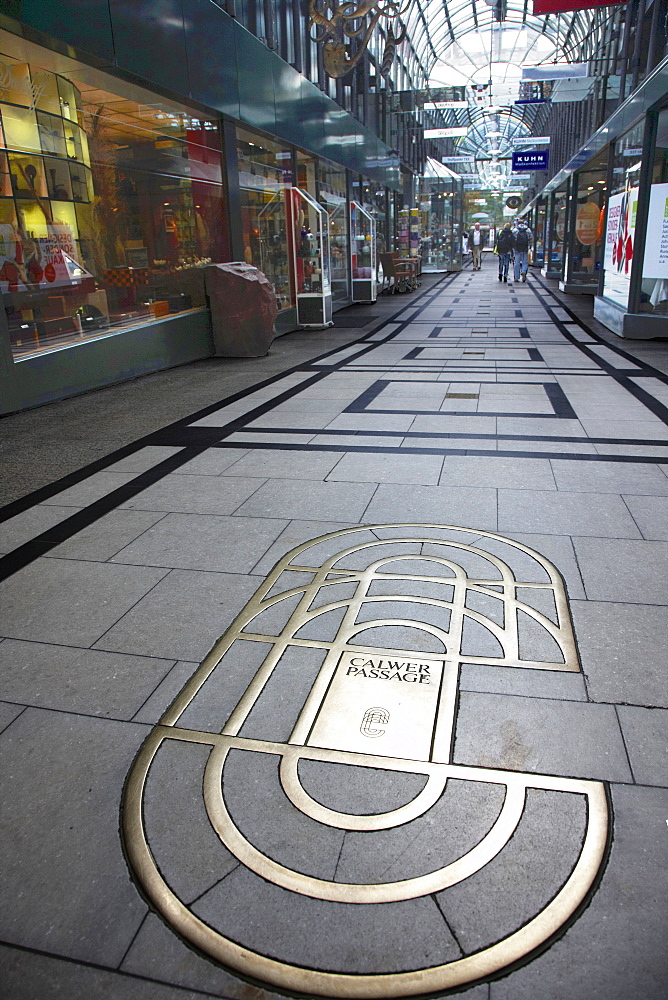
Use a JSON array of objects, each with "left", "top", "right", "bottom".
[{"left": 641, "top": 182, "right": 668, "bottom": 279}]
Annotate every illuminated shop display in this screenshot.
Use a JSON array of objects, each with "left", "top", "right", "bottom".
[
  {"left": 0, "top": 42, "right": 227, "bottom": 359},
  {"left": 289, "top": 187, "right": 333, "bottom": 328},
  {"left": 350, "top": 200, "right": 376, "bottom": 302}
]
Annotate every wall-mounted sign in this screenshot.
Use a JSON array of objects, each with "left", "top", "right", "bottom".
[
  {"left": 512, "top": 136, "right": 551, "bottom": 146},
  {"left": 425, "top": 127, "right": 469, "bottom": 139},
  {"left": 512, "top": 150, "right": 550, "bottom": 171}
]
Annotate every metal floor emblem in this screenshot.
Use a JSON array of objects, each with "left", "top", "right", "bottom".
[{"left": 122, "top": 525, "right": 609, "bottom": 997}]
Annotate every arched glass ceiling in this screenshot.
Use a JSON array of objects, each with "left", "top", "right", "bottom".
[{"left": 391, "top": 0, "right": 614, "bottom": 187}]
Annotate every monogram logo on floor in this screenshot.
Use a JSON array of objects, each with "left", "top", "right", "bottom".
[{"left": 122, "top": 525, "right": 609, "bottom": 997}]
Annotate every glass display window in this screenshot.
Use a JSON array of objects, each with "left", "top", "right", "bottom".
[
  {"left": 550, "top": 186, "right": 569, "bottom": 274},
  {"left": 602, "top": 121, "right": 644, "bottom": 308},
  {"left": 237, "top": 126, "right": 293, "bottom": 312},
  {"left": 567, "top": 150, "right": 608, "bottom": 287},
  {"left": 534, "top": 198, "right": 547, "bottom": 267},
  {"left": 0, "top": 34, "right": 228, "bottom": 360},
  {"left": 289, "top": 187, "right": 332, "bottom": 328},
  {"left": 317, "top": 157, "right": 350, "bottom": 304},
  {"left": 350, "top": 200, "right": 376, "bottom": 302},
  {"left": 639, "top": 109, "right": 668, "bottom": 316}
]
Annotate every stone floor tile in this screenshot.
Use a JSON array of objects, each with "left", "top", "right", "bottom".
[
  {"left": 225, "top": 431, "right": 316, "bottom": 444},
  {"left": 489, "top": 785, "right": 668, "bottom": 1000},
  {"left": 326, "top": 451, "right": 444, "bottom": 485},
  {"left": 498, "top": 489, "right": 641, "bottom": 537},
  {"left": 131, "top": 659, "right": 196, "bottom": 723},
  {"left": 617, "top": 705, "right": 668, "bottom": 785},
  {"left": 580, "top": 418, "right": 668, "bottom": 439},
  {"left": 246, "top": 411, "right": 344, "bottom": 430},
  {"left": 570, "top": 601, "right": 668, "bottom": 707},
  {"left": 459, "top": 663, "right": 588, "bottom": 700},
  {"left": 93, "top": 569, "right": 260, "bottom": 661},
  {"left": 440, "top": 456, "right": 556, "bottom": 489},
  {"left": 622, "top": 493, "right": 668, "bottom": 539},
  {"left": 404, "top": 436, "right": 498, "bottom": 451},
  {"left": 497, "top": 439, "right": 598, "bottom": 454},
  {"left": 0, "top": 709, "right": 149, "bottom": 965},
  {"left": 170, "top": 448, "right": 249, "bottom": 475},
  {"left": 48, "top": 509, "right": 167, "bottom": 561},
  {"left": 325, "top": 413, "right": 416, "bottom": 431},
  {"left": 454, "top": 691, "right": 632, "bottom": 781},
  {"left": 0, "top": 559, "right": 168, "bottom": 646},
  {"left": 411, "top": 415, "right": 497, "bottom": 434},
  {"left": 0, "top": 944, "right": 236, "bottom": 1000},
  {"left": 0, "top": 639, "right": 175, "bottom": 719},
  {"left": 120, "top": 473, "right": 265, "bottom": 515},
  {"left": 42, "top": 470, "right": 139, "bottom": 506},
  {"left": 249, "top": 518, "right": 359, "bottom": 575},
  {"left": 498, "top": 532, "right": 586, "bottom": 599},
  {"left": 363, "top": 483, "right": 498, "bottom": 530},
  {"left": 0, "top": 699, "right": 25, "bottom": 734},
  {"left": 106, "top": 446, "right": 184, "bottom": 473},
  {"left": 221, "top": 448, "right": 344, "bottom": 480},
  {"left": 111, "top": 513, "right": 287, "bottom": 573},
  {"left": 0, "top": 503, "right": 81, "bottom": 554},
  {"left": 121, "top": 914, "right": 287, "bottom": 999},
  {"left": 573, "top": 537, "right": 668, "bottom": 603},
  {"left": 551, "top": 459, "right": 668, "bottom": 495},
  {"left": 234, "top": 478, "right": 377, "bottom": 522},
  {"left": 496, "top": 417, "right": 586, "bottom": 437}
]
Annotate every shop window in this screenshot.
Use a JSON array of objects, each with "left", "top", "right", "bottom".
[
  {"left": 550, "top": 187, "right": 568, "bottom": 273},
  {"left": 0, "top": 41, "right": 228, "bottom": 361},
  {"left": 317, "top": 158, "right": 350, "bottom": 304},
  {"left": 568, "top": 150, "right": 608, "bottom": 286},
  {"left": 602, "top": 122, "right": 644, "bottom": 309},
  {"left": 236, "top": 127, "right": 294, "bottom": 312},
  {"left": 640, "top": 109, "right": 668, "bottom": 315}
]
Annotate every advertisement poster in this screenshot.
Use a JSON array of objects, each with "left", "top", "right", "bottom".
[
  {"left": 0, "top": 223, "right": 89, "bottom": 292},
  {"left": 603, "top": 186, "right": 638, "bottom": 306},
  {"left": 641, "top": 182, "right": 668, "bottom": 279},
  {"left": 575, "top": 201, "right": 601, "bottom": 247}
]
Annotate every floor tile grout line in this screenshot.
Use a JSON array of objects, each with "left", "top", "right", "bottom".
[
  {"left": 0, "top": 703, "right": 28, "bottom": 736},
  {"left": 613, "top": 703, "right": 637, "bottom": 784},
  {"left": 88, "top": 566, "right": 174, "bottom": 652},
  {"left": 115, "top": 912, "right": 149, "bottom": 972}
]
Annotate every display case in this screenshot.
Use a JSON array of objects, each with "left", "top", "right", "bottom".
[
  {"left": 289, "top": 187, "right": 332, "bottom": 328},
  {"left": 350, "top": 201, "right": 376, "bottom": 302}
]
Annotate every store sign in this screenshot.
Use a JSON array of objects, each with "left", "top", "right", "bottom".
[
  {"left": 442, "top": 156, "right": 475, "bottom": 163},
  {"left": 424, "top": 101, "right": 468, "bottom": 110},
  {"left": 522, "top": 63, "right": 588, "bottom": 80},
  {"left": 516, "top": 81, "right": 553, "bottom": 105},
  {"left": 512, "top": 150, "right": 549, "bottom": 171},
  {"left": 512, "top": 136, "right": 551, "bottom": 146},
  {"left": 642, "top": 182, "right": 668, "bottom": 278},
  {"left": 533, "top": 1, "right": 623, "bottom": 13},
  {"left": 425, "top": 127, "right": 468, "bottom": 139}
]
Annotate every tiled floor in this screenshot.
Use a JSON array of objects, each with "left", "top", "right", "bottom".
[{"left": 1, "top": 266, "right": 667, "bottom": 999}]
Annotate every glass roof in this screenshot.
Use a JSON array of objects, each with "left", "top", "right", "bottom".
[{"left": 394, "top": 1, "right": 613, "bottom": 189}]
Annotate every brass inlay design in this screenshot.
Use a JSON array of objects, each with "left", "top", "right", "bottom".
[{"left": 122, "top": 524, "right": 609, "bottom": 997}]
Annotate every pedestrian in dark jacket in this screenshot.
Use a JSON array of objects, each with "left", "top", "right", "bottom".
[{"left": 495, "top": 223, "right": 515, "bottom": 283}]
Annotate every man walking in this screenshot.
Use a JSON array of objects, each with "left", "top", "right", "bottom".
[
  {"left": 469, "top": 222, "right": 485, "bottom": 270},
  {"left": 512, "top": 220, "right": 533, "bottom": 282},
  {"left": 495, "top": 222, "right": 515, "bottom": 283}
]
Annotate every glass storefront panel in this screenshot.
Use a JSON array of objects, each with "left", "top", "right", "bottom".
[
  {"left": 237, "top": 127, "right": 293, "bottom": 312},
  {"left": 640, "top": 109, "right": 668, "bottom": 315},
  {"left": 567, "top": 150, "right": 608, "bottom": 286},
  {"left": 550, "top": 187, "right": 569, "bottom": 275},
  {"left": 602, "top": 122, "right": 644, "bottom": 308},
  {"left": 317, "top": 158, "right": 350, "bottom": 304},
  {"left": 1, "top": 38, "right": 227, "bottom": 360},
  {"left": 362, "top": 178, "right": 387, "bottom": 260},
  {"left": 534, "top": 199, "right": 547, "bottom": 267}
]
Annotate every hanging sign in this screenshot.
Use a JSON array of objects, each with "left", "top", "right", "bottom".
[
  {"left": 512, "top": 136, "right": 551, "bottom": 146},
  {"left": 512, "top": 150, "right": 550, "bottom": 171},
  {"left": 425, "top": 126, "right": 469, "bottom": 139},
  {"left": 533, "top": 1, "right": 624, "bottom": 13}
]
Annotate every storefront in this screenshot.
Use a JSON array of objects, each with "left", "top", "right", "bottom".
[
  {"left": 525, "top": 55, "right": 668, "bottom": 337},
  {"left": 417, "top": 158, "right": 463, "bottom": 273},
  {"left": 0, "top": 8, "right": 403, "bottom": 413},
  {"left": 0, "top": 36, "right": 227, "bottom": 364}
]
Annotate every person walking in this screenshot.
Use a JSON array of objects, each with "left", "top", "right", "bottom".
[
  {"left": 495, "top": 222, "right": 515, "bottom": 283},
  {"left": 469, "top": 222, "right": 485, "bottom": 270},
  {"left": 512, "top": 220, "right": 533, "bottom": 282}
]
